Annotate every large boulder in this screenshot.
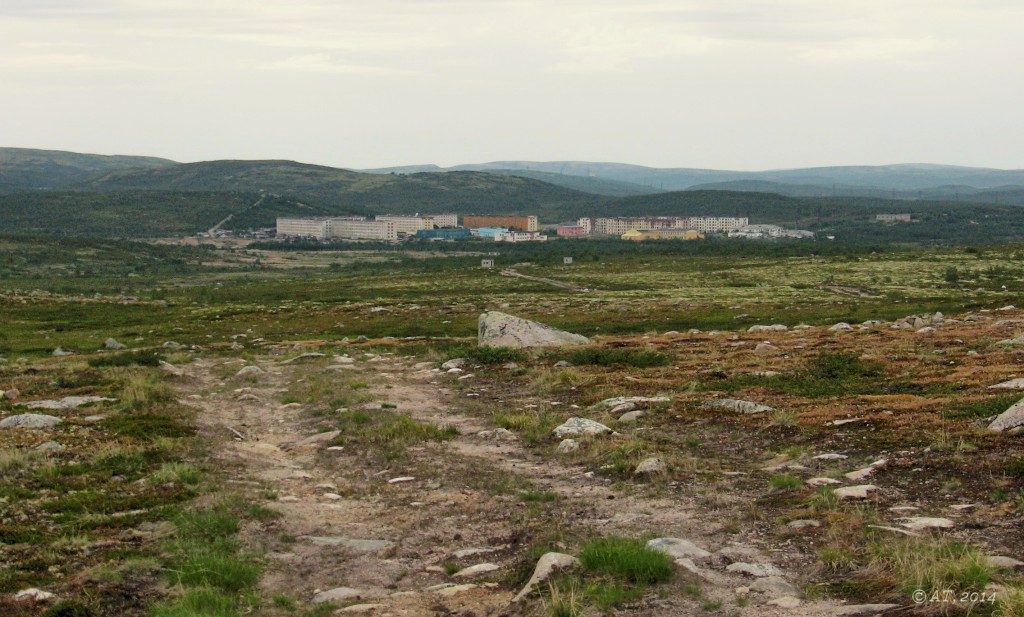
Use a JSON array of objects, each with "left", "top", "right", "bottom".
[
  {"left": 0, "top": 414, "right": 62, "bottom": 429},
  {"left": 989, "top": 398, "right": 1024, "bottom": 432},
  {"left": 478, "top": 311, "right": 589, "bottom": 348}
]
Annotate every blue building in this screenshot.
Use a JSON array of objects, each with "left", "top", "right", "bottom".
[
  {"left": 471, "top": 227, "right": 509, "bottom": 238},
  {"left": 415, "top": 228, "right": 472, "bottom": 240}
]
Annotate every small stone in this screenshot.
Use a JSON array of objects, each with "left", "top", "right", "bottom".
[
  {"left": 634, "top": 457, "right": 668, "bottom": 475},
  {"left": 989, "top": 398, "right": 1024, "bottom": 432},
  {"left": 985, "top": 556, "right": 1024, "bottom": 569},
  {"left": 900, "top": 517, "right": 954, "bottom": 531},
  {"left": 322, "top": 493, "right": 343, "bottom": 500},
  {"left": 553, "top": 360, "right": 573, "bottom": 368},
  {"left": 989, "top": 379, "right": 1024, "bottom": 390},
  {"left": 807, "top": 477, "right": 842, "bottom": 486},
  {"left": 312, "top": 587, "right": 387, "bottom": 604},
  {"left": 453, "top": 563, "right": 500, "bottom": 578},
  {"left": 844, "top": 466, "right": 878, "bottom": 481},
  {"left": 618, "top": 410, "right": 646, "bottom": 422},
  {"left": 646, "top": 538, "right": 711, "bottom": 560},
  {"left": 236, "top": 365, "right": 264, "bottom": 377},
  {"left": 813, "top": 453, "right": 848, "bottom": 461},
  {"left": 441, "top": 358, "right": 467, "bottom": 370},
  {"left": 767, "top": 596, "right": 801, "bottom": 608},
  {"left": 432, "top": 583, "right": 477, "bottom": 596},
  {"left": 702, "top": 399, "right": 775, "bottom": 414},
  {"left": 34, "top": 441, "right": 65, "bottom": 453},
  {"left": 512, "top": 553, "right": 580, "bottom": 602},
  {"left": 388, "top": 476, "right": 415, "bottom": 484},
  {"left": 13, "top": 588, "right": 55, "bottom": 602},
  {"left": 337, "top": 604, "right": 386, "bottom": 614},
  {"left": 751, "top": 576, "right": 797, "bottom": 596},
  {"left": 104, "top": 337, "right": 126, "bottom": 350},
  {"left": 52, "top": 346, "right": 75, "bottom": 356},
  {"left": 725, "top": 562, "right": 782, "bottom": 577},
  {"left": 556, "top": 439, "right": 580, "bottom": 454},
  {"left": 609, "top": 402, "right": 637, "bottom": 414},
  {"left": 786, "top": 519, "right": 820, "bottom": 529},
  {"left": 0, "top": 414, "right": 62, "bottom": 429},
  {"left": 833, "top": 604, "right": 901, "bottom": 616},
  {"left": 829, "top": 322, "right": 852, "bottom": 331},
  {"left": 552, "top": 417, "right": 613, "bottom": 438},
  {"left": 834, "top": 485, "right": 878, "bottom": 500}
]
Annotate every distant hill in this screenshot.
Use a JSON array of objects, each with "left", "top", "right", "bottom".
[
  {"left": 689, "top": 179, "right": 1024, "bottom": 205},
  {"left": 0, "top": 147, "right": 176, "bottom": 193}
]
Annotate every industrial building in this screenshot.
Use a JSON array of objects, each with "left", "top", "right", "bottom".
[
  {"left": 425, "top": 213, "right": 459, "bottom": 228},
  {"left": 621, "top": 229, "right": 703, "bottom": 241},
  {"left": 374, "top": 215, "right": 431, "bottom": 236},
  {"left": 463, "top": 214, "right": 538, "bottom": 232},
  {"left": 471, "top": 227, "right": 509, "bottom": 239},
  {"left": 556, "top": 224, "right": 587, "bottom": 237},
  {"left": 276, "top": 217, "right": 333, "bottom": 240},
  {"left": 494, "top": 231, "right": 547, "bottom": 242},
  {"left": 876, "top": 213, "right": 913, "bottom": 223}
]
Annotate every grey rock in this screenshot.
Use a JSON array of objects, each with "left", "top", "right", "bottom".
[
  {"left": 900, "top": 517, "right": 954, "bottom": 531},
  {"left": 441, "top": 358, "right": 467, "bottom": 370},
  {"left": 356, "top": 335, "right": 369, "bottom": 342},
  {"left": 725, "top": 562, "right": 782, "bottom": 577},
  {"left": 748, "top": 324, "right": 788, "bottom": 333},
  {"left": 618, "top": 410, "right": 646, "bottom": 423},
  {"left": 556, "top": 439, "right": 580, "bottom": 454},
  {"left": 646, "top": 537, "right": 711, "bottom": 560},
  {"left": 512, "top": 553, "right": 580, "bottom": 602},
  {"left": 312, "top": 587, "right": 387, "bottom": 604},
  {"left": 235, "top": 365, "right": 264, "bottom": 377},
  {"left": 609, "top": 402, "right": 637, "bottom": 414},
  {"left": 104, "top": 338, "right": 126, "bottom": 350},
  {"left": 634, "top": 457, "right": 668, "bottom": 475},
  {"left": 281, "top": 352, "right": 326, "bottom": 364},
  {"left": 989, "top": 378, "right": 1024, "bottom": 390},
  {"left": 768, "top": 596, "right": 802, "bottom": 608},
  {"left": 835, "top": 485, "right": 878, "bottom": 500},
  {"left": 829, "top": 322, "right": 853, "bottom": 331},
  {"left": 592, "top": 396, "right": 671, "bottom": 409},
  {"left": 478, "top": 311, "right": 589, "bottom": 348},
  {"left": 997, "top": 335, "right": 1024, "bottom": 346},
  {"left": 13, "top": 588, "right": 55, "bottom": 602},
  {"left": 1, "top": 414, "right": 62, "bottom": 429},
  {"left": 20, "top": 396, "right": 115, "bottom": 410},
  {"left": 453, "top": 563, "right": 500, "bottom": 578},
  {"left": 299, "top": 536, "right": 393, "bottom": 551},
  {"left": 751, "top": 576, "right": 798, "bottom": 596},
  {"left": 52, "top": 347, "right": 74, "bottom": 356},
  {"left": 985, "top": 556, "right": 1024, "bottom": 569},
  {"left": 34, "top": 441, "right": 65, "bottom": 453},
  {"left": 158, "top": 361, "right": 183, "bottom": 376},
  {"left": 786, "top": 519, "right": 821, "bottom": 529},
  {"left": 162, "top": 341, "right": 182, "bottom": 348},
  {"left": 754, "top": 342, "right": 778, "bottom": 353},
  {"left": 3, "top": 388, "right": 19, "bottom": 400},
  {"left": 813, "top": 453, "right": 848, "bottom": 461},
  {"left": 989, "top": 398, "right": 1024, "bottom": 432},
  {"left": 552, "top": 417, "right": 613, "bottom": 438},
  {"left": 553, "top": 360, "right": 573, "bottom": 368},
  {"left": 702, "top": 399, "right": 775, "bottom": 414}
]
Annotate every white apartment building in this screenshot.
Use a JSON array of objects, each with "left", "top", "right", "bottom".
[
  {"left": 424, "top": 213, "right": 459, "bottom": 228},
  {"left": 276, "top": 217, "right": 332, "bottom": 239},
  {"left": 679, "top": 217, "right": 748, "bottom": 233},
  {"left": 374, "top": 215, "right": 430, "bottom": 236},
  {"left": 330, "top": 219, "right": 397, "bottom": 241}
]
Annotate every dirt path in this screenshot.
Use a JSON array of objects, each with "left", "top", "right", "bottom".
[
  {"left": 174, "top": 353, "right": 870, "bottom": 616},
  {"left": 500, "top": 268, "right": 591, "bottom": 292}
]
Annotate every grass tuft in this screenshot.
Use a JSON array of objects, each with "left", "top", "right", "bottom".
[{"left": 578, "top": 536, "right": 674, "bottom": 585}]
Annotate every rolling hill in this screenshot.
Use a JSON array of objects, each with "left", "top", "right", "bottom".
[{"left": 0, "top": 147, "right": 176, "bottom": 193}]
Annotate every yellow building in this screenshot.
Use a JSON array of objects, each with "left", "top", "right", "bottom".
[{"left": 621, "top": 229, "right": 704, "bottom": 241}]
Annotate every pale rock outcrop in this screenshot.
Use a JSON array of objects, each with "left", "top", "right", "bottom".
[
  {"left": 104, "top": 338, "right": 126, "bottom": 350},
  {"left": 552, "top": 417, "right": 613, "bottom": 438},
  {"left": 989, "top": 379, "right": 1024, "bottom": 390},
  {"left": 989, "top": 398, "right": 1024, "bottom": 432},
  {"left": 512, "top": 553, "right": 580, "bottom": 602},
  {"left": 634, "top": 457, "right": 668, "bottom": 475},
  {"left": 1, "top": 414, "right": 62, "bottom": 429},
  {"left": 702, "top": 399, "right": 775, "bottom": 414},
  {"left": 646, "top": 537, "right": 711, "bottom": 560},
  {"left": 478, "top": 311, "right": 589, "bottom": 348}
]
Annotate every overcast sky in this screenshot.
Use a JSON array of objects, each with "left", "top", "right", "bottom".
[{"left": 2, "top": 1, "right": 1022, "bottom": 170}]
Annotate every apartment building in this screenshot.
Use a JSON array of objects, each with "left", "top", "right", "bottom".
[
  {"left": 463, "top": 214, "right": 538, "bottom": 232},
  {"left": 276, "top": 217, "right": 332, "bottom": 239}
]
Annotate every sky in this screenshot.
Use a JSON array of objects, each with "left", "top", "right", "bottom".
[{"left": 2, "top": 0, "right": 1022, "bottom": 170}]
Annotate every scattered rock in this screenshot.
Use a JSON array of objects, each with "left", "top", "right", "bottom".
[
  {"left": 634, "top": 457, "right": 668, "bottom": 475},
  {"left": 478, "top": 311, "right": 589, "bottom": 348},
  {"left": 553, "top": 360, "right": 573, "bottom": 368},
  {"left": 989, "top": 378, "right": 1024, "bottom": 390},
  {"left": 748, "top": 324, "right": 788, "bottom": 333},
  {"left": 702, "top": 399, "right": 775, "bottom": 414},
  {"left": 989, "top": 398, "right": 1024, "bottom": 431},
  {"left": 236, "top": 365, "right": 264, "bottom": 377},
  {"left": 754, "top": 342, "right": 778, "bottom": 353},
  {"left": 985, "top": 556, "right": 1024, "bottom": 569},
  {"left": 835, "top": 485, "right": 878, "bottom": 500},
  {"left": 441, "top": 358, "right": 467, "bottom": 370},
  {"left": 477, "top": 428, "right": 516, "bottom": 441},
  {"left": 453, "top": 563, "right": 500, "bottom": 578},
  {"left": 52, "top": 347, "right": 75, "bottom": 356},
  {"left": 337, "top": 604, "right": 386, "bottom": 614},
  {"left": 312, "top": 587, "right": 387, "bottom": 604},
  {"left": 609, "top": 402, "right": 637, "bottom": 414},
  {"left": 19, "top": 395, "right": 115, "bottom": 410},
  {"left": 866, "top": 525, "right": 921, "bottom": 537},
  {"left": 768, "top": 596, "right": 802, "bottom": 608},
  {"left": 158, "top": 361, "right": 183, "bottom": 376},
  {"left": 646, "top": 538, "right": 711, "bottom": 560},
  {"left": 34, "top": 441, "right": 64, "bottom": 453},
  {"left": 104, "top": 337, "right": 126, "bottom": 350},
  {"left": 281, "top": 352, "right": 326, "bottom": 364},
  {"left": 813, "top": 453, "right": 848, "bottom": 461},
  {"left": 900, "top": 517, "right": 954, "bottom": 531},
  {"left": 725, "top": 562, "right": 782, "bottom": 577},
  {"left": 388, "top": 476, "right": 415, "bottom": 484},
  {"left": 618, "top": 410, "right": 646, "bottom": 422},
  {"left": 3, "top": 388, "right": 19, "bottom": 400},
  {"left": 0, "top": 414, "right": 62, "bottom": 429},
  {"left": 300, "top": 536, "right": 394, "bottom": 551},
  {"left": 591, "top": 396, "right": 671, "bottom": 409},
  {"left": 807, "top": 477, "right": 843, "bottom": 486},
  {"left": 512, "top": 553, "right": 581, "bottom": 602},
  {"left": 556, "top": 439, "right": 580, "bottom": 454},
  {"left": 829, "top": 322, "right": 853, "bottom": 331},
  {"left": 13, "top": 588, "right": 55, "bottom": 602},
  {"left": 552, "top": 417, "right": 613, "bottom": 438},
  {"left": 431, "top": 583, "right": 477, "bottom": 596},
  {"left": 786, "top": 519, "right": 820, "bottom": 529}
]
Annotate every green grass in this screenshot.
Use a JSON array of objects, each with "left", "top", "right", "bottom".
[
  {"left": 103, "top": 413, "right": 194, "bottom": 441},
  {"left": 174, "top": 553, "right": 261, "bottom": 592},
  {"left": 702, "top": 352, "right": 908, "bottom": 397},
  {"left": 578, "top": 536, "right": 675, "bottom": 585},
  {"left": 118, "top": 371, "right": 175, "bottom": 410},
  {"left": 88, "top": 350, "right": 163, "bottom": 367},
  {"left": 520, "top": 490, "right": 560, "bottom": 503},
  {"left": 447, "top": 345, "right": 530, "bottom": 365},
  {"left": 949, "top": 394, "right": 1021, "bottom": 420},
  {"left": 329, "top": 410, "right": 458, "bottom": 460},
  {"left": 152, "top": 587, "right": 242, "bottom": 617},
  {"left": 770, "top": 474, "right": 804, "bottom": 491}
]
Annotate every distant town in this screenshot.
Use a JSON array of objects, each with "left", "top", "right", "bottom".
[{"left": 266, "top": 214, "right": 814, "bottom": 242}]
